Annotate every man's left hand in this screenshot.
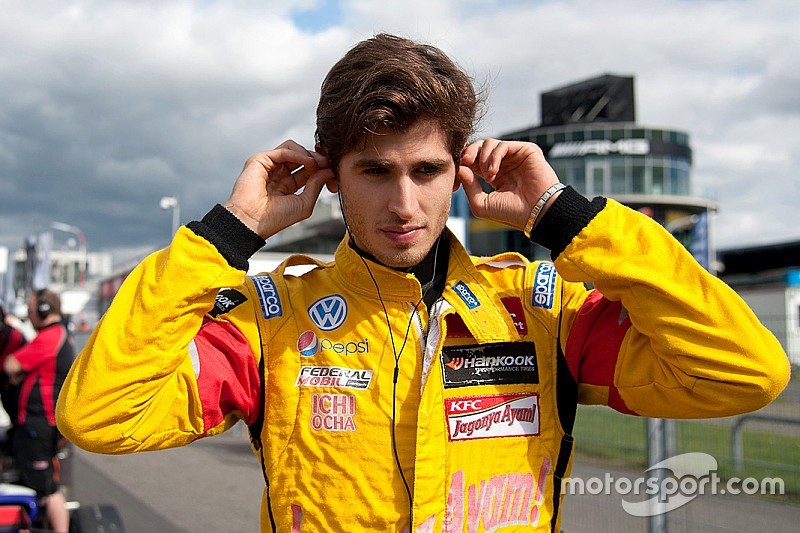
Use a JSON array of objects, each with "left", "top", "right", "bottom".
[{"left": 458, "top": 139, "right": 562, "bottom": 231}]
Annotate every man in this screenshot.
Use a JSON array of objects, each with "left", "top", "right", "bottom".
[
  {"left": 4, "top": 290, "right": 71, "bottom": 532},
  {"left": 57, "top": 34, "right": 790, "bottom": 532}
]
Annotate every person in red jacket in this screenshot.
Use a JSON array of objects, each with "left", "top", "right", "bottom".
[{"left": 3, "top": 290, "right": 72, "bottom": 533}]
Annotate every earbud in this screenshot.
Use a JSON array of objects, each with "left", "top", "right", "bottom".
[{"left": 36, "top": 291, "right": 52, "bottom": 319}]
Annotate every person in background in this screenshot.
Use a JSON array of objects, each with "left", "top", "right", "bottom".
[
  {"left": 4, "top": 290, "right": 71, "bottom": 533},
  {"left": 0, "top": 306, "right": 26, "bottom": 355},
  {"left": 0, "top": 305, "right": 26, "bottom": 435},
  {"left": 57, "top": 34, "right": 790, "bottom": 532}
]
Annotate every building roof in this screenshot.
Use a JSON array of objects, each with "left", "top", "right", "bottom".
[
  {"left": 540, "top": 73, "right": 635, "bottom": 127},
  {"left": 718, "top": 240, "right": 800, "bottom": 275}
]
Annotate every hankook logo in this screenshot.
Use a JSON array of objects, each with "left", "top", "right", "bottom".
[{"left": 308, "top": 295, "right": 348, "bottom": 331}]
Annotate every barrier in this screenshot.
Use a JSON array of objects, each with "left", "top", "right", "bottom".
[{"left": 731, "top": 414, "right": 800, "bottom": 473}]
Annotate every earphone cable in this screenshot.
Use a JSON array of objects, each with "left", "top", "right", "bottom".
[
  {"left": 339, "top": 187, "right": 446, "bottom": 530},
  {"left": 339, "top": 188, "right": 417, "bottom": 526},
  {"left": 357, "top": 252, "right": 418, "bottom": 527}
]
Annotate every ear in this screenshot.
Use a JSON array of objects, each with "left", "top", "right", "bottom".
[
  {"left": 315, "top": 143, "right": 339, "bottom": 193},
  {"left": 452, "top": 144, "right": 468, "bottom": 193}
]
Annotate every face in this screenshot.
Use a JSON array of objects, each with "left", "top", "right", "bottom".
[{"left": 336, "top": 120, "right": 459, "bottom": 269}]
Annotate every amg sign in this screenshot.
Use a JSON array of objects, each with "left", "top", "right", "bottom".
[{"left": 548, "top": 139, "right": 650, "bottom": 158}]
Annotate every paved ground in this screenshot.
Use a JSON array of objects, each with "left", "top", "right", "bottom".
[{"left": 70, "top": 427, "right": 262, "bottom": 533}]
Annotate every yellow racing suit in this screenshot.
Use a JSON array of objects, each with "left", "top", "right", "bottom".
[{"left": 56, "top": 187, "right": 790, "bottom": 532}]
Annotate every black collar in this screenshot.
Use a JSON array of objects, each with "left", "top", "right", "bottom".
[{"left": 348, "top": 231, "right": 450, "bottom": 309}]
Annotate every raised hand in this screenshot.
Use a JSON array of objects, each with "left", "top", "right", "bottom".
[
  {"left": 223, "top": 140, "right": 335, "bottom": 239},
  {"left": 457, "top": 139, "right": 561, "bottom": 231}
]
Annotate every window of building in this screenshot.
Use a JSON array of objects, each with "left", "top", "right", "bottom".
[
  {"left": 586, "top": 160, "right": 609, "bottom": 196},
  {"left": 551, "top": 159, "right": 587, "bottom": 195},
  {"left": 667, "top": 130, "right": 679, "bottom": 145},
  {"left": 652, "top": 164, "right": 665, "bottom": 195},
  {"left": 590, "top": 128, "right": 606, "bottom": 140},
  {"left": 571, "top": 161, "right": 586, "bottom": 195},
  {"left": 667, "top": 158, "right": 691, "bottom": 195},
  {"left": 631, "top": 162, "right": 646, "bottom": 193},
  {"left": 611, "top": 157, "right": 627, "bottom": 194},
  {"left": 551, "top": 160, "right": 568, "bottom": 187}
]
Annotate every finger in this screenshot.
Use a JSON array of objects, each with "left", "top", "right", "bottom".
[
  {"left": 476, "top": 138, "right": 502, "bottom": 180},
  {"left": 279, "top": 148, "right": 320, "bottom": 171},
  {"left": 460, "top": 140, "right": 483, "bottom": 167},
  {"left": 242, "top": 151, "right": 293, "bottom": 177},
  {"left": 297, "top": 169, "right": 334, "bottom": 214},
  {"left": 290, "top": 162, "right": 326, "bottom": 190},
  {"left": 481, "top": 140, "right": 513, "bottom": 183},
  {"left": 279, "top": 140, "right": 330, "bottom": 171},
  {"left": 310, "top": 148, "right": 330, "bottom": 169},
  {"left": 456, "top": 164, "right": 475, "bottom": 188},
  {"left": 259, "top": 140, "right": 322, "bottom": 171},
  {"left": 457, "top": 166, "right": 489, "bottom": 218},
  {"left": 460, "top": 140, "right": 495, "bottom": 182},
  {"left": 276, "top": 139, "right": 313, "bottom": 154}
]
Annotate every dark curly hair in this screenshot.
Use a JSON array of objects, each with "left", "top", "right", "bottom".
[{"left": 315, "top": 33, "right": 483, "bottom": 172}]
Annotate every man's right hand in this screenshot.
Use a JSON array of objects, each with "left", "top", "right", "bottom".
[{"left": 223, "top": 140, "right": 335, "bottom": 239}]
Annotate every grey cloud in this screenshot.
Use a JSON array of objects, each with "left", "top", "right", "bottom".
[{"left": 1, "top": 0, "right": 798, "bottom": 262}]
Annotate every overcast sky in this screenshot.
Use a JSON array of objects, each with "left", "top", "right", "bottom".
[{"left": 1, "top": 0, "right": 798, "bottom": 265}]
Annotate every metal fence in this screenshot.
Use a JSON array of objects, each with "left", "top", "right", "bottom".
[{"left": 560, "top": 369, "right": 800, "bottom": 532}]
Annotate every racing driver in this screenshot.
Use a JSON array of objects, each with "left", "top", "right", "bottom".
[{"left": 57, "top": 34, "right": 790, "bottom": 532}]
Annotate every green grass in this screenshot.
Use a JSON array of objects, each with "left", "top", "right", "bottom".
[{"left": 572, "top": 406, "right": 800, "bottom": 501}]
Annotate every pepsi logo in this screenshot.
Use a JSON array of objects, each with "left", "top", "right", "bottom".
[{"left": 297, "top": 330, "right": 319, "bottom": 357}]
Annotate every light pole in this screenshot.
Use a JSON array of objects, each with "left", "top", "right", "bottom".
[
  {"left": 159, "top": 196, "right": 181, "bottom": 238},
  {"left": 51, "top": 221, "right": 87, "bottom": 287}
]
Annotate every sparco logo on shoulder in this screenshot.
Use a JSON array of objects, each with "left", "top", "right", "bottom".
[
  {"left": 252, "top": 274, "right": 282, "bottom": 319},
  {"left": 308, "top": 294, "right": 348, "bottom": 331},
  {"left": 532, "top": 262, "right": 556, "bottom": 310},
  {"left": 453, "top": 281, "right": 480, "bottom": 310}
]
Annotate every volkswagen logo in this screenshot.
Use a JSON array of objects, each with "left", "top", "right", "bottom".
[{"left": 308, "top": 295, "right": 348, "bottom": 331}]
